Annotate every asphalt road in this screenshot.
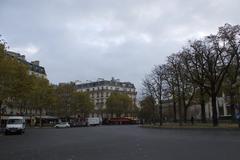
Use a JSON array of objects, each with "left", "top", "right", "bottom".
[{"left": 0, "top": 125, "right": 240, "bottom": 160}]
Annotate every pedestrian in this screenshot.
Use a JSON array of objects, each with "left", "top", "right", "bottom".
[{"left": 191, "top": 116, "right": 194, "bottom": 125}]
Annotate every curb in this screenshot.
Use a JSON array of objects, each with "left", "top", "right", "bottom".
[{"left": 139, "top": 125, "right": 240, "bottom": 131}]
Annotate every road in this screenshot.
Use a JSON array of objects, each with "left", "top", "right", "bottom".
[{"left": 0, "top": 125, "right": 240, "bottom": 160}]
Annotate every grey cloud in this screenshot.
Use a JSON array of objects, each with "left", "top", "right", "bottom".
[{"left": 1, "top": 0, "right": 240, "bottom": 94}]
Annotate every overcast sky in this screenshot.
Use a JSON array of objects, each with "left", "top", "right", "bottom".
[{"left": 1, "top": 0, "right": 240, "bottom": 93}]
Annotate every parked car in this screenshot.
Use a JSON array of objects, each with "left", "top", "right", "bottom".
[
  {"left": 5, "top": 116, "right": 26, "bottom": 135},
  {"left": 54, "top": 122, "right": 70, "bottom": 128}
]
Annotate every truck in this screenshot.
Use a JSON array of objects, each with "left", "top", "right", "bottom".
[
  {"left": 86, "top": 117, "right": 102, "bottom": 126},
  {"left": 5, "top": 116, "right": 26, "bottom": 135}
]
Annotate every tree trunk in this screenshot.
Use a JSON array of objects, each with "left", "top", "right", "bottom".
[
  {"left": 182, "top": 88, "right": 188, "bottom": 123},
  {"left": 178, "top": 99, "right": 182, "bottom": 126},
  {"left": 0, "top": 100, "right": 2, "bottom": 128},
  {"left": 230, "top": 90, "right": 236, "bottom": 122},
  {"left": 19, "top": 104, "right": 22, "bottom": 115},
  {"left": 159, "top": 104, "right": 163, "bottom": 126},
  {"left": 183, "top": 106, "right": 187, "bottom": 123},
  {"left": 173, "top": 100, "right": 177, "bottom": 122},
  {"left": 200, "top": 87, "right": 206, "bottom": 123},
  {"left": 40, "top": 109, "right": 42, "bottom": 127},
  {"left": 211, "top": 93, "right": 218, "bottom": 126},
  {"left": 176, "top": 76, "right": 183, "bottom": 126},
  {"left": 177, "top": 87, "right": 182, "bottom": 126},
  {"left": 200, "top": 100, "right": 206, "bottom": 123}
]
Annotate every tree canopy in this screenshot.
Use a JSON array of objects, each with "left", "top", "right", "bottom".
[
  {"left": 106, "top": 92, "right": 135, "bottom": 117},
  {"left": 1, "top": 39, "right": 94, "bottom": 124},
  {"left": 142, "top": 23, "right": 240, "bottom": 126}
]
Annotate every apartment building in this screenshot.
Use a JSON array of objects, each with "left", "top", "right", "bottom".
[
  {"left": 76, "top": 78, "right": 137, "bottom": 111},
  {"left": 6, "top": 51, "right": 47, "bottom": 78},
  {"left": 2, "top": 51, "right": 47, "bottom": 117}
]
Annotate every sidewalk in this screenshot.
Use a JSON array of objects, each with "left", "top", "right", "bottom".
[{"left": 140, "top": 123, "right": 240, "bottom": 130}]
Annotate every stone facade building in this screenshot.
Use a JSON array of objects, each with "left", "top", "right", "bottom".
[
  {"left": 2, "top": 51, "right": 47, "bottom": 116},
  {"left": 6, "top": 51, "right": 47, "bottom": 78},
  {"left": 162, "top": 95, "right": 234, "bottom": 122},
  {"left": 76, "top": 78, "right": 137, "bottom": 113}
]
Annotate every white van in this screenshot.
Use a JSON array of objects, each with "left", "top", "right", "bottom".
[
  {"left": 86, "top": 117, "right": 102, "bottom": 126},
  {"left": 5, "top": 116, "right": 26, "bottom": 135}
]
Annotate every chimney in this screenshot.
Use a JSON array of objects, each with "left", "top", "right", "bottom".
[
  {"left": 21, "top": 55, "right": 25, "bottom": 60},
  {"left": 31, "top": 60, "right": 40, "bottom": 66}
]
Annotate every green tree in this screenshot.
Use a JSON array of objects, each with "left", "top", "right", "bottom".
[
  {"left": 28, "top": 76, "right": 54, "bottom": 127},
  {"left": 55, "top": 84, "right": 76, "bottom": 119},
  {"left": 7, "top": 62, "right": 32, "bottom": 114},
  {"left": 72, "top": 92, "right": 94, "bottom": 118},
  {"left": 0, "top": 41, "right": 31, "bottom": 125},
  {"left": 139, "top": 96, "right": 156, "bottom": 123},
  {"left": 106, "top": 93, "right": 133, "bottom": 117}
]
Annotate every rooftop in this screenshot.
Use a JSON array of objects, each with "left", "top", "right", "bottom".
[
  {"left": 6, "top": 51, "right": 46, "bottom": 75},
  {"left": 76, "top": 78, "right": 135, "bottom": 89}
]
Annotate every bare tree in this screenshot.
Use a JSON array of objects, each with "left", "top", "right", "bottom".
[
  {"left": 219, "top": 24, "right": 240, "bottom": 120},
  {"left": 163, "top": 64, "right": 177, "bottom": 122},
  {"left": 200, "top": 27, "right": 237, "bottom": 126},
  {"left": 181, "top": 41, "right": 208, "bottom": 123},
  {"left": 141, "top": 24, "right": 240, "bottom": 127},
  {"left": 151, "top": 65, "right": 167, "bottom": 126},
  {"left": 178, "top": 52, "right": 196, "bottom": 123},
  {"left": 142, "top": 75, "right": 157, "bottom": 123},
  {"left": 167, "top": 54, "right": 184, "bottom": 125}
]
